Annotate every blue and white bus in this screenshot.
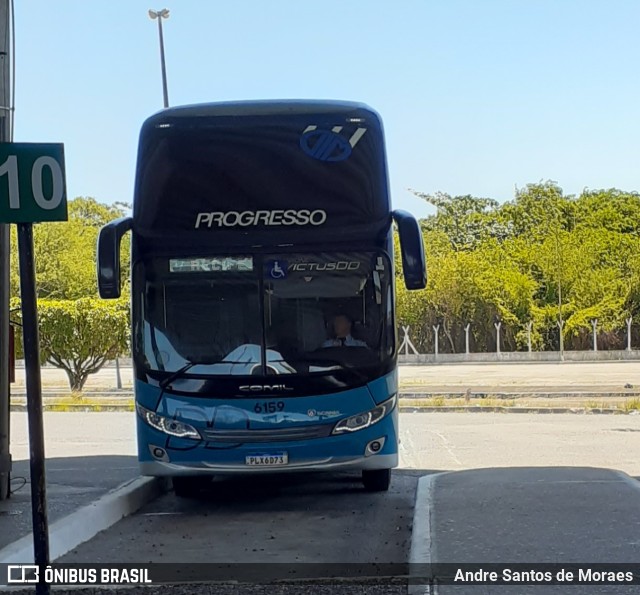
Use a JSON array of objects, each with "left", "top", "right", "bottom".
[{"left": 97, "top": 101, "right": 425, "bottom": 496}]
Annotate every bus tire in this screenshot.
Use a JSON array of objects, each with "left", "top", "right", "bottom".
[
  {"left": 172, "top": 476, "right": 210, "bottom": 498},
  {"left": 362, "top": 468, "right": 391, "bottom": 492}
]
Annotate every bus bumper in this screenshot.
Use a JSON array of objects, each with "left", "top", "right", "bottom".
[
  {"left": 140, "top": 453, "right": 397, "bottom": 476},
  {"left": 137, "top": 408, "right": 399, "bottom": 476}
]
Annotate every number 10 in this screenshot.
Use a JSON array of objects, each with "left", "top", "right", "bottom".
[{"left": 0, "top": 154, "right": 65, "bottom": 210}]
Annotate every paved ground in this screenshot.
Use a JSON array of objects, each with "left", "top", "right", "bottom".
[
  {"left": 57, "top": 470, "right": 419, "bottom": 565},
  {"left": 0, "top": 413, "right": 138, "bottom": 551},
  {"left": 40, "top": 414, "right": 640, "bottom": 568},
  {"left": 398, "top": 361, "right": 640, "bottom": 393},
  {"left": 403, "top": 413, "right": 640, "bottom": 595},
  {"left": 3, "top": 411, "right": 640, "bottom": 594},
  {"left": 399, "top": 412, "right": 640, "bottom": 476},
  {"left": 12, "top": 365, "right": 134, "bottom": 390},
  {"left": 11, "top": 360, "right": 640, "bottom": 393},
  {"left": 428, "top": 467, "right": 640, "bottom": 595}
]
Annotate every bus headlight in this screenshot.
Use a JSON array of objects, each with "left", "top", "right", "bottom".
[
  {"left": 136, "top": 404, "right": 201, "bottom": 440},
  {"left": 332, "top": 394, "right": 397, "bottom": 434}
]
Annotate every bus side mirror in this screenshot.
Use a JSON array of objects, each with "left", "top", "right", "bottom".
[
  {"left": 392, "top": 210, "right": 426, "bottom": 290},
  {"left": 97, "top": 217, "right": 133, "bottom": 299}
]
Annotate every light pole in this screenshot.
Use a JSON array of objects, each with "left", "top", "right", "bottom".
[
  {"left": 0, "top": 0, "right": 11, "bottom": 502},
  {"left": 554, "top": 208, "right": 565, "bottom": 361},
  {"left": 148, "top": 9, "right": 170, "bottom": 108}
]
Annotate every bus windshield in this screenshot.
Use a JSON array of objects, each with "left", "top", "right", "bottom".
[{"left": 135, "top": 252, "right": 393, "bottom": 378}]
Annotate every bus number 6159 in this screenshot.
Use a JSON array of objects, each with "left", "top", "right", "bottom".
[{"left": 254, "top": 401, "right": 285, "bottom": 414}]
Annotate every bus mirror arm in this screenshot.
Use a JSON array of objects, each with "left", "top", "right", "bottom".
[
  {"left": 392, "top": 210, "right": 427, "bottom": 290},
  {"left": 97, "top": 217, "right": 133, "bottom": 299}
]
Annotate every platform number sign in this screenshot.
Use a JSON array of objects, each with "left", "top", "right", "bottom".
[{"left": 0, "top": 143, "right": 67, "bottom": 223}]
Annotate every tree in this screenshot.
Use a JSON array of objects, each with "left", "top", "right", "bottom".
[
  {"left": 411, "top": 191, "right": 510, "bottom": 250},
  {"left": 574, "top": 188, "right": 640, "bottom": 234},
  {"left": 405, "top": 182, "right": 640, "bottom": 353},
  {"left": 500, "top": 180, "right": 571, "bottom": 239},
  {"left": 470, "top": 240, "right": 539, "bottom": 351},
  {"left": 9, "top": 197, "right": 129, "bottom": 299},
  {"left": 11, "top": 298, "right": 130, "bottom": 392}
]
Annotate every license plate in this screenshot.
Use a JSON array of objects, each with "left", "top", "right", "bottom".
[{"left": 245, "top": 453, "right": 288, "bottom": 466}]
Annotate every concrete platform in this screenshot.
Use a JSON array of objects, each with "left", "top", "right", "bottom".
[
  {"left": 411, "top": 467, "right": 640, "bottom": 594},
  {"left": 0, "top": 413, "right": 140, "bottom": 554}
]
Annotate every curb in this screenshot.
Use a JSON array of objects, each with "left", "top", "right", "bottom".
[
  {"left": 408, "top": 473, "right": 445, "bottom": 595},
  {"left": 11, "top": 390, "right": 640, "bottom": 400},
  {"left": 0, "top": 476, "right": 169, "bottom": 564},
  {"left": 398, "top": 406, "right": 634, "bottom": 414},
  {"left": 400, "top": 391, "right": 640, "bottom": 399}
]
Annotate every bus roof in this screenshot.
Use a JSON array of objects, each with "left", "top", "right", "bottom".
[
  {"left": 133, "top": 100, "right": 392, "bottom": 248},
  {"left": 143, "top": 99, "right": 381, "bottom": 121}
]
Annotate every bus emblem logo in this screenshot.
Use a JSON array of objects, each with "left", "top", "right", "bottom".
[{"left": 300, "top": 126, "right": 367, "bottom": 162}]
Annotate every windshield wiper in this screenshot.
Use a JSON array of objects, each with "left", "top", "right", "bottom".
[{"left": 159, "top": 362, "right": 197, "bottom": 389}]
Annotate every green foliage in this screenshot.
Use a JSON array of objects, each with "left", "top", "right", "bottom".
[
  {"left": 398, "top": 183, "right": 640, "bottom": 352},
  {"left": 412, "top": 190, "right": 511, "bottom": 250},
  {"left": 11, "top": 298, "right": 130, "bottom": 391},
  {"left": 11, "top": 298, "right": 129, "bottom": 392},
  {"left": 8, "top": 197, "right": 131, "bottom": 390},
  {"left": 9, "top": 197, "right": 129, "bottom": 300},
  {"left": 620, "top": 398, "right": 640, "bottom": 412},
  {"left": 8, "top": 188, "right": 640, "bottom": 372}
]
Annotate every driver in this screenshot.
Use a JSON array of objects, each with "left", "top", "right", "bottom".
[{"left": 322, "top": 314, "right": 368, "bottom": 348}]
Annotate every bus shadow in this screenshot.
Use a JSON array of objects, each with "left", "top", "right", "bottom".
[
  {"left": 1, "top": 454, "right": 139, "bottom": 551},
  {"left": 176, "top": 467, "right": 444, "bottom": 505}
]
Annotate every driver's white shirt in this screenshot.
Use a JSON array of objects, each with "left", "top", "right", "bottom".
[{"left": 322, "top": 334, "right": 368, "bottom": 348}]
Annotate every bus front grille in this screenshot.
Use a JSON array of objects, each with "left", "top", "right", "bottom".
[{"left": 201, "top": 424, "right": 334, "bottom": 443}]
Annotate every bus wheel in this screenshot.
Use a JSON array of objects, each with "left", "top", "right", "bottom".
[
  {"left": 172, "top": 476, "right": 211, "bottom": 498},
  {"left": 362, "top": 469, "right": 391, "bottom": 492}
]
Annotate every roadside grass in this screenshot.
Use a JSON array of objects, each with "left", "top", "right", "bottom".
[
  {"left": 584, "top": 399, "right": 640, "bottom": 411},
  {"left": 585, "top": 400, "right": 608, "bottom": 410},
  {"left": 49, "top": 397, "right": 135, "bottom": 412},
  {"left": 619, "top": 397, "right": 640, "bottom": 412},
  {"left": 48, "top": 395, "right": 103, "bottom": 412},
  {"left": 11, "top": 394, "right": 135, "bottom": 412},
  {"left": 10, "top": 390, "right": 640, "bottom": 414},
  {"left": 37, "top": 395, "right": 635, "bottom": 413},
  {"left": 401, "top": 396, "right": 517, "bottom": 408},
  {"left": 400, "top": 395, "right": 636, "bottom": 412}
]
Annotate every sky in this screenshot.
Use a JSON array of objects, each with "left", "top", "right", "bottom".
[{"left": 14, "top": 0, "right": 640, "bottom": 219}]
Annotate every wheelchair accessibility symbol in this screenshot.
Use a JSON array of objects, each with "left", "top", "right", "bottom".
[{"left": 268, "top": 260, "right": 287, "bottom": 279}]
